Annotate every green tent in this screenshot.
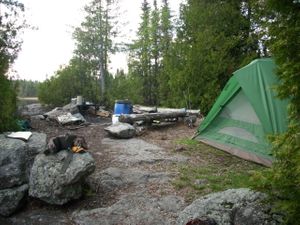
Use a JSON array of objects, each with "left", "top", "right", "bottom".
[{"left": 196, "top": 58, "right": 289, "bottom": 166}]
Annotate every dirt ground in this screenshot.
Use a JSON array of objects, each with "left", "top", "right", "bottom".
[{"left": 25, "top": 115, "right": 197, "bottom": 211}]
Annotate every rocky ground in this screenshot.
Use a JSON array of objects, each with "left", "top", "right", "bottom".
[
  {"left": 0, "top": 104, "right": 282, "bottom": 225},
  {"left": 1, "top": 112, "right": 197, "bottom": 225}
]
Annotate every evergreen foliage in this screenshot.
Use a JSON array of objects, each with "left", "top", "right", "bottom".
[
  {"left": 73, "top": 0, "right": 117, "bottom": 103},
  {"left": 106, "top": 69, "right": 143, "bottom": 106},
  {"left": 0, "top": 75, "right": 18, "bottom": 132},
  {"left": 163, "top": 0, "right": 260, "bottom": 113},
  {"left": 129, "top": 0, "right": 174, "bottom": 106},
  {"left": 129, "top": 0, "right": 152, "bottom": 105},
  {"left": 38, "top": 0, "right": 117, "bottom": 106},
  {"left": 0, "top": 0, "right": 25, "bottom": 133},
  {"left": 15, "top": 79, "right": 39, "bottom": 97},
  {"left": 38, "top": 60, "right": 100, "bottom": 106},
  {"left": 158, "top": 0, "right": 173, "bottom": 105},
  {"left": 254, "top": 1, "right": 300, "bottom": 223}
]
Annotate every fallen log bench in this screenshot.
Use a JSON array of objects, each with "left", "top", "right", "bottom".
[
  {"left": 132, "top": 105, "right": 201, "bottom": 116},
  {"left": 118, "top": 112, "right": 187, "bottom": 124}
]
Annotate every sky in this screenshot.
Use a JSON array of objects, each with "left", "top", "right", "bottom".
[{"left": 12, "top": 0, "right": 181, "bottom": 81}]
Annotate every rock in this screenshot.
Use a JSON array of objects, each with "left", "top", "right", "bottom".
[
  {"left": 2, "top": 209, "right": 70, "bottom": 225},
  {"left": 30, "top": 115, "right": 45, "bottom": 120},
  {"left": 0, "top": 184, "right": 28, "bottom": 216},
  {"left": 175, "top": 146, "right": 187, "bottom": 152},
  {"left": 102, "top": 138, "right": 188, "bottom": 165},
  {"left": 135, "top": 126, "right": 146, "bottom": 136},
  {"left": 177, "top": 188, "right": 282, "bottom": 225},
  {"left": 0, "top": 135, "right": 27, "bottom": 189},
  {"left": 25, "top": 132, "right": 47, "bottom": 180},
  {"left": 19, "top": 103, "right": 46, "bottom": 117},
  {"left": 44, "top": 103, "right": 79, "bottom": 122},
  {"left": 104, "top": 122, "right": 136, "bottom": 139},
  {"left": 86, "top": 167, "right": 170, "bottom": 193},
  {"left": 233, "top": 203, "right": 283, "bottom": 225},
  {"left": 184, "top": 115, "right": 197, "bottom": 128},
  {"left": 57, "top": 112, "right": 86, "bottom": 125},
  {"left": 185, "top": 217, "right": 217, "bottom": 225},
  {"left": 44, "top": 107, "right": 64, "bottom": 121},
  {"left": 72, "top": 192, "right": 185, "bottom": 225},
  {"left": 29, "top": 151, "right": 95, "bottom": 205},
  {"left": 194, "top": 179, "right": 208, "bottom": 188},
  {"left": 62, "top": 103, "right": 79, "bottom": 114}
]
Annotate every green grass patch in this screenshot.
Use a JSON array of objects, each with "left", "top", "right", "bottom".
[
  {"left": 172, "top": 138, "right": 265, "bottom": 201},
  {"left": 175, "top": 138, "right": 199, "bottom": 147}
]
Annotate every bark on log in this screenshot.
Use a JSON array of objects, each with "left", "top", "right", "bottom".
[
  {"left": 132, "top": 105, "right": 200, "bottom": 116},
  {"left": 133, "top": 105, "right": 157, "bottom": 114},
  {"left": 119, "top": 112, "right": 187, "bottom": 124},
  {"left": 186, "top": 109, "right": 201, "bottom": 115},
  {"left": 157, "top": 108, "right": 186, "bottom": 113},
  {"left": 157, "top": 108, "right": 200, "bottom": 116}
]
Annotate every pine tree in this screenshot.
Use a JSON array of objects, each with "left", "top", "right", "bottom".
[
  {"left": 158, "top": 0, "right": 173, "bottom": 106},
  {"left": 164, "top": 0, "right": 260, "bottom": 112},
  {"left": 0, "top": 0, "right": 25, "bottom": 132},
  {"left": 258, "top": 1, "right": 300, "bottom": 223},
  {"left": 150, "top": 0, "right": 160, "bottom": 105},
  {"left": 73, "top": 0, "right": 116, "bottom": 103},
  {"left": 129, "top": 0, "right": 152, "bottom": 105}
]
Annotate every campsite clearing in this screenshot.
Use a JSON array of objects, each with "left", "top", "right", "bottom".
[
  {"left": 3, "top": 112, "right": 264, "bottom": 224},
  {"left": 31, "top": 116, "right": 263, "bottom": 205}
]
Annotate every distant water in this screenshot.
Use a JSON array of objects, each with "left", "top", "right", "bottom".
[{"left": 17, "top": 97, "right": 39, "bottom": 107}]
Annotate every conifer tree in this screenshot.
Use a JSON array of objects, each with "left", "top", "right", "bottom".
[
  {"left": 165, "top": 0, "right": 260, "bottom": 112},
  {"left": 0, "top": 0, "right": 25, "bottom": 132},
  {"left": 150, "top": 0, "right": 160, "bottom": 105},
  {"left": 129, "top": 0, "right": 152, "bottom": 105},
  {"left": 158, "top": 0, "right": 173, "bottom": 105},
  {"left": 258, "top": 1, "right": 300, "bottom": 223},
  {"left": 73, "top": 0, "right": 116, "bottom": 102}
]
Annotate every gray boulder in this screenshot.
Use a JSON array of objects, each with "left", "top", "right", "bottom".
[
  {"left": 0, "top": 135, "right": 27, "bottom": 189},
  {"left": 25, "top": 132, "right": 47, "bottom": 180},
  {"left": 44, "top": 103, "right": 79, "bottom": 122},
  {"left": 62, "top": 102, "right": 79, "bottom": 114},
  {"left": 72, "top": 192, "right": 185, "bottom": 225},
  {"left": 2, "top": 209, "right": 70, "bottom": 225},
  {"left": 0, "top": 184, "right": 28, "bottom": 216},
  {"left": 43, "top": 107, "right": 64, "bottom": 121},
  {"left": 104, "top": 122, "right": 136, "bottom": 139},
  {"left": 177, "top": 188, "right": 282, "bottom": 225},
  {"left": 86, "top": 167, "right": 170, "bottom": 193},
  {"left": 102, "top": 138, "right": 188, "bottom": 165},
  {"left": 29, "top": 151, "right": 95, "bottom": 205},
  {"left": 19, "top": 103, "right": 46, "bottom": 116},
  {"left": 233, "top": 203, "right": 283, "bottom": 225}
]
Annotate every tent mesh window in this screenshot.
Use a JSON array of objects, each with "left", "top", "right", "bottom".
[
  {"left": 219, "top": 90, "right": 261, "bottom": 125},
  {"left": 218, "top": 127, "right": 259, "bottom": 143}
]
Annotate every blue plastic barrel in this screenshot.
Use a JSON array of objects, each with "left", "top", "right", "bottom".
[{"left": 114, "top": 100, "right": 132, "bottom": 115}]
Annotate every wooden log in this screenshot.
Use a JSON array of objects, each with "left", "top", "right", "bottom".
[
  {"left": 157, "top": 107, "right": 200, "bottom": 116},
  {"left": 133, "top": 105, "right": 157, "bottom": 114},
  {"left": 157, "top": 107, "right": 186, "bottom": 113},
  {"left": 186, "top": 109, "right": 201, "bottom": 115},
  {"left": 119, "top": 112, "right": 187, "bottom": 124}
]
